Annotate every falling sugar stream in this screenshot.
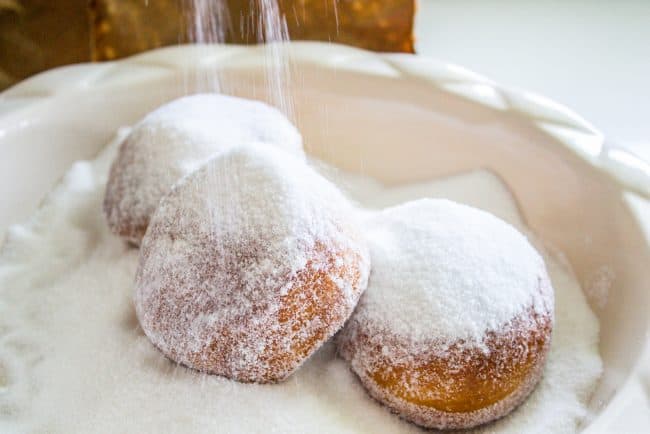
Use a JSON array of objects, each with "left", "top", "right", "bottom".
[
  {"left": 180, "top": 0, "right": 297, "bottom": 122},
  {"left": 256, "top": 0, "right": 296, "bottom": 122},
  {"left": 181, "top": 0, "right": 231, "bottom": 93}
]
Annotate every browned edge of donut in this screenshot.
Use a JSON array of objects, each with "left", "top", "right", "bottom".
[
  {"left": 338, "top": 305, "right": 553, "bottom": 430},
  {"left": 138, "top": 241, "right": 370, "bottom": 383},
  {"left": 103, "top": 137, "right": 148, "bottom": 245}
]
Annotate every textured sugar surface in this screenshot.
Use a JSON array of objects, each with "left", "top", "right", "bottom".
[
  {"left": 355, "top": 199, "right": 552, "bottom": 350},
  {"left": 135, "top": 144, "right": 369, "bottom": 379},
  {"left": 0, "top": 136, "right": 601, "bottom": 433},
  {"left": 103, "top": 93, "right": 303, "bottom": 242}
]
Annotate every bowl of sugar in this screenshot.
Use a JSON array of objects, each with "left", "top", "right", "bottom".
[{"left": 0, "top": 43, "right": 648, "bottom": 433}]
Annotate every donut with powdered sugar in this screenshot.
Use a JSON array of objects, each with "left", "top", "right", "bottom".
[
  {"left": 135, "top": 144, "right": 369, "bottom": 383},
  {"left": 104, "top": 93, "right": 303, "bottom": 244},
  {"left": 338, "top": 199, "right": 554, "bottom": 429}
]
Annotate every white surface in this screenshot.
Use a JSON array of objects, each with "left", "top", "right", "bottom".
[{"left": 416, "top": 0, "right": 650, "bottom": 161}]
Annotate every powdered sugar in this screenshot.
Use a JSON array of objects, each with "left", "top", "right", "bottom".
[
  {"left": 355, "top": 199, "right": 553, "bottom": 351},
  {"left": 135, "top": 144, "right": 369, "bottom": 381},
  {"left": 103, "top": 93, "right": 304, "bottom": 244},
  {"left": 0, "top": 133, "right": 601, "bottom": 433}
]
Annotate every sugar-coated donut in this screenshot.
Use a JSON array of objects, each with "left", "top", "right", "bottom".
[
  {"left": 103, "top": 93, "right": 303, "bottom": 244},
  {"left": 338, "top": 199, "right": 554, "bottom": 430},
  {"left": 135, "top": 144, "right": 370, "bottom": 383}
]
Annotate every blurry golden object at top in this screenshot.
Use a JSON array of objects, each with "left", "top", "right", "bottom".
[
  {"left": 0, "top": 0, "right": 91, "bottom": 89},
  {"left": 91, "top": 0, "right": 415, "bottom": 60},
  {"left": 1, "top": 0, "right": 414, "bottom": 90}
]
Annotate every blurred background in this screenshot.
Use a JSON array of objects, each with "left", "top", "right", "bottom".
[{"left": 1, "top": 0, "right": 648, "bottom": 160}]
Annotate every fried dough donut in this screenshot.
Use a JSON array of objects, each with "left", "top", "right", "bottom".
[
  {"left": 338, "top": 199, "right": 554, "bottom": 429},
  {"left": 103, "top": 93, "right": 303, "bottom": 244},
  {"left": 135, "top": 144, "right": 369, "bottom": 383}
]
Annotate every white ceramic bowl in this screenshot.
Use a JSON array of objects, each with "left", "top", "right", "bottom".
[{"left": 0, "top": 43, "right": 648, "bottom": 432}]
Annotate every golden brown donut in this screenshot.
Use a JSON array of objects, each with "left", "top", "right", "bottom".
[
  {"left": 135, "top": 144, "right": 369, "bottom": 383},
  {"left": 337, "top": 199, "right": 554, "bottom": 429},
  {"left": 103, "top": 93, "right": 303, "bottom": 245}
]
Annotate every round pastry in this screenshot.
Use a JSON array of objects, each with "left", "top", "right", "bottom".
[
  {"left": 135, "top": 144, "right": 370, "bottom": 383},
  {"left": 103, "top": 93, "right": 303, "bottom": 244},
  {"left": 337, "top": 199, "right": 554, "bottom": 430}
]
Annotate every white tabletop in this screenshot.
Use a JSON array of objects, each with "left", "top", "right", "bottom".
[{"left": 416, "top": 1, "right": 650, "bottom": 161}]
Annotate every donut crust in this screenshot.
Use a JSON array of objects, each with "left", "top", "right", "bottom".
[
  {"left": 103, "top": 134, "right": 150, "bottom": 244},
  {"left": 339, "top": 305, "right": 553, "bottom": 429}
]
